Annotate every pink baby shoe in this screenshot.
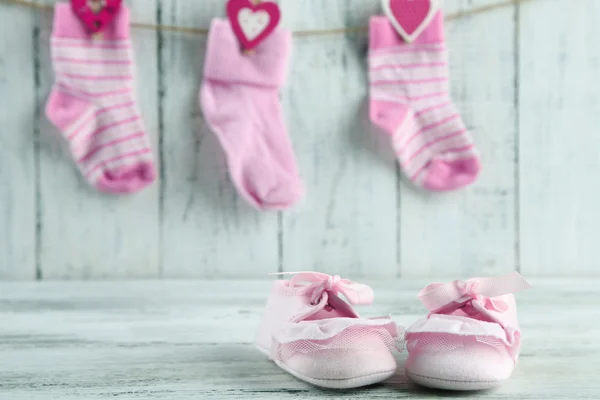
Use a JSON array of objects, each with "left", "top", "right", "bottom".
[
  {"left": 404, "top": 272, "right": 531, "bottom": 390},
  {"left": 255, "top": 272, "right": 402, "bottom": 389}
]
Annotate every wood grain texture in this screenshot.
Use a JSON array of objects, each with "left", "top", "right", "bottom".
[
  {"left": 36, "top": 0, "right": 160, "bottom": 278},
  {"left": 159, "top": 0, "right": 279, "bottom": 278},
  {"left": 1, "top": 279, "right": 599, "bottom": 399},
  {"left": 279, "top": 0, "right": 398, "bottom": 277},
  {"left": 0, "top": 2, "right": 37, "bottom": 279},
  {"left": 1, "top": 0, "right": 598, "bottom": 280},
  {"left": 519, "top": 0, "right": 600, "bottom": 276},
  {"left": 399, "top": 0, "right": 517, "bottom": 278}
]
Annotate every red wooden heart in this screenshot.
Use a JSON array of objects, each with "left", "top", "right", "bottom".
[
  {"left": 382, "top": 0, "right": 440, "bottom": 43},
  {"left": 226, "top": 0, "right": 281, "bottom": 51},
  {"left": 71, "top": 0, "right": 123, "bottom": 34}
]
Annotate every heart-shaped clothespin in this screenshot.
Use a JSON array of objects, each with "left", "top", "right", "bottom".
[
  {"left": 382, "top": 0, "right": 440, "bottom": 43},
  {"left": 71, "top": 0, "right": 123, "bottom": 35},
  {"left": 226, "top": 0, "right": 281, "bottom": 52}
]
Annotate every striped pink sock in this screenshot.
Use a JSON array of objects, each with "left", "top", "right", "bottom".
[
  {"left": 45, "top": 4, "right": 155, "bottom": 194},
  {"left": 368, "top": 13, "right": 480, "bottom": 192}
]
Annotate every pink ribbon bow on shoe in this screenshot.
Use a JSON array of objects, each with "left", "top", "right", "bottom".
[
  {"left": 278, "top": 271, "right": 375, "bottom": 306},
  {"left": 418, "top": 271, "right": 531, "bottom": 314}
]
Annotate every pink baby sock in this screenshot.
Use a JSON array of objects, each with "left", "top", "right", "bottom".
[
  {"left": 368, "top": 13, "right": 480, "bottom": 191},
  {"left": 200, "top": 19, "right": 303, "bottom": 211},
  {"left": 45, "top": 4, "right": 155, "bottom": 194}
]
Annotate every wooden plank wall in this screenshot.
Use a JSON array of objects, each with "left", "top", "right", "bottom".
[{"left": 0, "top": 0, "right": 597, "bottom": 280}]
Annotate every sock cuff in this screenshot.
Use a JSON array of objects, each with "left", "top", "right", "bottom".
[
  {"left": 203, "top": 19, "right": 291, "bottom": 88},
  {"left": 52, "top": 3, "right": 131, "bottom": 40},
  {"left": 369, "top": 11, "right": 445, "bottom": 51}
]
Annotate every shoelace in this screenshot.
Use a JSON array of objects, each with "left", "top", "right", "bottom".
[
  {"left": 417, "top": 271, "right": 531, "bottom": 314},
  {"left": 270, "top": 271, "right": 374, "bottom": 306}
]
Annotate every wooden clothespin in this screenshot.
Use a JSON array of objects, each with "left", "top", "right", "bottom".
[
  {"left": 381, "top": 0, "right": 440, "bottom": 43},
  {"left": 70, "top": 0, "right": 123, "bottom": 39},
  {"left": 226, "top": 0, "right": 281, "bottom": 55},
  {"left": 243, "top": 0, "right": 261, "bottom": 55}
]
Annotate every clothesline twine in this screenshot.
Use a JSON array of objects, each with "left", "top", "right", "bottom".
[{"left": 4, "top": 0, "right": 535, "bottom": 37}]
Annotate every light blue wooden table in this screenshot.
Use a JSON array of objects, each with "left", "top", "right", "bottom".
[{"left": 1, "top": 279, "right": 597, "bottom": 399}]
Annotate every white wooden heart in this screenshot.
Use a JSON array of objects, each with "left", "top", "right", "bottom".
[
  {"left": 238, "top": 8, "right": 270, "bottom": 41},
  {"left": 382, "top": 0, "right": 441, "bottom": 43},
  {"left": 87, "top": 0, "right": 106, "bottom": 14}
]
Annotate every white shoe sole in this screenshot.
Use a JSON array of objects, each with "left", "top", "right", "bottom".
[
  {"left": 276, "top": 359, "right": 396, "bottom": 389},
  {"left": 256, "top": 343, "right": 396, "bottom": 389},
  {"left": 406, "top": 371, "right": 503, "bottom": 391}
]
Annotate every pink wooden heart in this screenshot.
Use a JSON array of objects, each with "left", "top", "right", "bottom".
[
  {"left": 382, "top": 0, "right": 440, "bottom": 43},
  {"left": 226, "top": 0, "right": 281, "bottom": 51},
  {"left": 71, "top": 0, "right": 123, "bottom": 34}
]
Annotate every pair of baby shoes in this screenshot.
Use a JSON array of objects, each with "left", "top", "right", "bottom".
[{"left": 255, "top": 271, "right": 531, "bottom": 391}]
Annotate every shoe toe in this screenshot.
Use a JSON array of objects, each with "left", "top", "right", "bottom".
[
  {"left": 405, "top": 341, "right": 514, "bottom": 390},
  {"left": 283, "top": 338, "right": 397, "bottom": 389}
]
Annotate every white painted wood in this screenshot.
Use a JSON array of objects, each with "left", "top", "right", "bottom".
[
  {"left": 0, "top": 2, "right": 37, "bottom": 279},
  {"left": 1, "top": 279, "right": 598, "bottom": 399},
  {"left": 1, "top": 0, "right": 599, "bottom": 280},
  {"left": 159, "top": 0, "right": 279, "bottom": 278},
  {"left": 519, "top": 0, "right": 600, "bottom": 276},
  {"left": 279, "top": 0, "right": 398, "bottom": 277},
  {"left": 36, "top": 0, "right": 161, "bottom": 278},
  {"left": 399, "top": 0, "right": 517, "bottom": 278}
]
